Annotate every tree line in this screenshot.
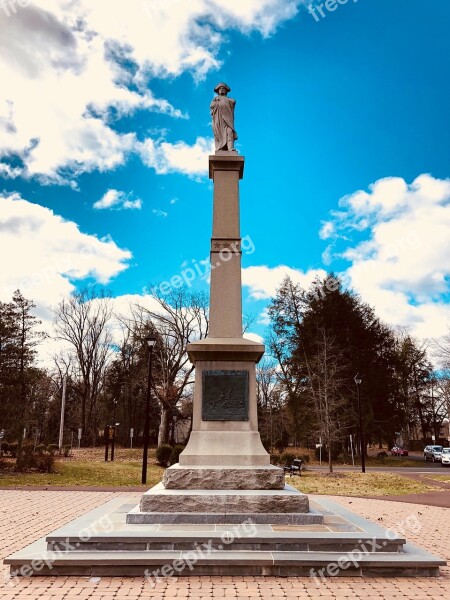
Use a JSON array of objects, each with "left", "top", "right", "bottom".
[
  {"left": 0, "top": 275, "right": 449, "bottom": 469},
  {"left": 257, "top": 274, "right": 450, "bottom": 470},
  {"left": 0, "top": 288, "right": 208, "bottom": 452}
]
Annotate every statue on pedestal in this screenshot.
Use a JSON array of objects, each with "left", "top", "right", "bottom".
[{"left": 210, "top": 82, "right": 238, "bottom": 152}]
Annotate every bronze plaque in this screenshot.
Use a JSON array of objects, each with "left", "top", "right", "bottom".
[{"left": 202, "top": 370, "right": 249, "bottom": 421}]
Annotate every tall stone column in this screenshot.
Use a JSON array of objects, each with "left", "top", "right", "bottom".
[
  {"left": 175, "top": 152, "right": 270, "bottom": 470},
  {"left": 208, "top": 153, "right": 244, "bottom": 339}
]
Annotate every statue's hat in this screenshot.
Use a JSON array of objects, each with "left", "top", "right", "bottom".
[{"left": 214, "top": 82, "right": 231, "bottom": 93}]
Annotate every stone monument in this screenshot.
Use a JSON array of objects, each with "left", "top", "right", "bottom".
[{"left": 138, "top": 82, "right": 308, "bottom": 515}]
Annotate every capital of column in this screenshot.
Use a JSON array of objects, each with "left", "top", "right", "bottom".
[{"left": 209, "top": 153, "right": 245, "bottom": 180}]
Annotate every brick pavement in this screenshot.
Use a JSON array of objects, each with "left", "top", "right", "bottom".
[{"left": 0, "top": 490, "right": 448, "bottom": 599}]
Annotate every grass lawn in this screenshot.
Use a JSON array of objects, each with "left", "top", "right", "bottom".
[
  {"left": 0, "top": 455, "right": 164, "bottom": 488},
  {"left": 359, "top": 457, "right": 425, "bottom": 468},
  {"left": 0, "top": 447, "right": 441, "bottom": 495},
  {"left": 288, "top": 472, "right": 443, "bottom": 497},
  {"left": 422, "top": 473, "right": 450, "bottom": 483},
  {"left": 0, "top": 461, "right": 442, "bottom": 497}
]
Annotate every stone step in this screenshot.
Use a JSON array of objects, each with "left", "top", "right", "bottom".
[
  {"left": 5, "top": 539, "right": 445, "bottom": 578},
  {"left": 126, "top": 508, "right": 323, "bottom": 525},
  {"left": 139, "top": 483, "right": 309, "bottom": 514},
  {"left": 46, "top": 530, "right": 406, "bottom": 554}
]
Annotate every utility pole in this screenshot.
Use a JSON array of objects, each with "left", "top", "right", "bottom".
[
  {"left": 58, "top": 377, "right": 67, "bottom": 453},
  {"left": 354, "top": 374, "right": 366, "bottom": 473}
]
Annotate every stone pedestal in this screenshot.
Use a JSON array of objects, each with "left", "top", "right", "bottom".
[{"left": 172, "top": 153, "right": 284, "bottom": 493}]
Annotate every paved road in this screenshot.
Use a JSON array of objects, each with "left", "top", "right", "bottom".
[{"left": 309, "top": 464, "right": 448, "bottom": 473}]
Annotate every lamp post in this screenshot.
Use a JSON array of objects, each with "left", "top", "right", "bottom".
[
  {"left": 142, "top": 336, "right": 157, "bottom": 485},
  {"left": 111, "top": 398, "right": 118, "bottom": 462},
  {"left": 58, "top": 376, "right": 67, "bottom": 454},
  {"left": 354, "top": 374, "right": 366, "bottom": 474}
]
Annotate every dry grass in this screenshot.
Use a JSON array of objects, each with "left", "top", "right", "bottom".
[
  {"left": 422, "top": 473, "right": 450, "bottom": 483},
  {"left": 288, "top": 471, "right": 443, "bottom": 497},
  {"left": 0, "top": 459, "right": 164, "bottom": 488}
]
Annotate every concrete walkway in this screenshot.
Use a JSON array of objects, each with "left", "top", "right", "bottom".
[{"left": 0, "top": 490, "right": 448, "bottom": 599}]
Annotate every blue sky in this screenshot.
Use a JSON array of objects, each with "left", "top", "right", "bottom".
[{"left": 0, "top": 0, "right": 449, "bottom": 351}]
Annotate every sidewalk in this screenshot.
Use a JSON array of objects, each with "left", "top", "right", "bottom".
[{"left": 0, "top": 490, "right": 449, "bottom": 599}]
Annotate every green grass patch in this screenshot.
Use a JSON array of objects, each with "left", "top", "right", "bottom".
[
  {"left": 0, "top": 460, "right": 164, "bottom": 488},
  {"left": 288, "top": 472, "right": 443, "bottom": 497}
]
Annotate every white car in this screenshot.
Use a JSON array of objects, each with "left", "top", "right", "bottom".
[
  {"left": 424, "top": 445, "right": 443, "bottom": 462},
  {"left": 441, "top": 448, "right": 450, "bottom": 467}
]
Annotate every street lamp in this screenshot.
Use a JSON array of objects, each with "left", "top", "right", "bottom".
[
  {"left": 354, "top": 374, "right": 366, "bottom": 474},
  {"left": 142, "top": 336, "right": 157, "bottom": 485},
  {"left": 111, "top": 398, "right": 118, "bottom": 462}
]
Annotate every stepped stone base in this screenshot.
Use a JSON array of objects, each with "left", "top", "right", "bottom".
[
  {"left": 139, "top": 483, "right": 309, "bottom": 514},
  {"left": 5, "top": 495, "right": 446, "bottom": 578},
  {"left": 163, "top": 464, "right": 285, "bottom": 490}
]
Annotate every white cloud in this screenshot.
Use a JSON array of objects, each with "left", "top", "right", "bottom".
[
  {"left": 93, "top": 189, "right": 142, "bottom": 211},
  {"left": 244, "top": 332, "right": 264, "bottom": 344},
  {"left": 242, "top": 265, "right": 326, "bottom": 300},
  {"left": 152, "top": 209, "right": 168, "bottom": 218},
  {"left": 0, "top": 0, "right": 303, "bottom": 183},
  {"left": 0, "top": 193, "right": 132, "bottom": 320},
  {"left": 139, "top": 136, "right": 214, "bottom": 176},
  {"left": 324, "top": 174, "right": 450, "bottom": 339}
]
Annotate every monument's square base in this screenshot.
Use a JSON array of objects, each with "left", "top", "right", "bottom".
[
  {"left": 163, "top": 464, "right": 285, "bottom": 490},
  {"left": 5, "top": 494, "right": 445, "bottom": 577}
]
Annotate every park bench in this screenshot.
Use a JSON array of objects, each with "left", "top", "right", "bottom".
[{"left": 283, "top": 458, "right": 303, "bottom": 477}]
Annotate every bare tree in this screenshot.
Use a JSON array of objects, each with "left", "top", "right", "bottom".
[
  {"left": 53, "top": 289, "right": 113, "bottom": 442},
  {"left": 304, "top": 328, "right": 350, "bottom": 473},
  {"left": 130, "top": 289, "right": 209, "bottom": 446},
  {"left": 257, "top": 359, "right": 279, "bottom": 453},
  {"left": 433, "top": 329, "right": 450, "bottom": 370}
]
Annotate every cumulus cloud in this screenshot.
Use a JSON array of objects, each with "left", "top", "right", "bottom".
[
  {"left": 242, "top": 265, "right": 326, "bottom": 300},
  {"left": 0, "top": 0, "right": 303, "bottom": 183},
  {"left": 93, "top": 189, "right": 142, "bottom": 210},
  {"left": 322, "top": 174, "right": 450, "bottom": 339},
  {"left": 0, "top": 193, "right": 132, "bottom": 319},
  {"left": 139, "top": 136, "right": 214, "bottom": 176}
]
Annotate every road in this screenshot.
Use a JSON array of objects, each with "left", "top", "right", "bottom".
[{"left": 308, "top": 454, "right": 450, "bottom": 473}]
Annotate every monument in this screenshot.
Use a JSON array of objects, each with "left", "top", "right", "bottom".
[
  {"left": 5, "top": 84, "right": 445, "bottom": 578},
  {"left": 138, "top": 81, "right": 308, "bottom": 513}
]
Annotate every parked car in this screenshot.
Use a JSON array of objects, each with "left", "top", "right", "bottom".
[
  {"left": 441, "top": 448, "right": 450, "bottom": 467},
  {"left": 391, "top": 446, "right": 409, "bottom": 456},
  {"left": 424, "top": 445, "right": 443, "bottom": 462}
]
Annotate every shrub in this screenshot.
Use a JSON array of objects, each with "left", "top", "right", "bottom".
[
  {"left": 35, "top": 444, "right": 47, "bottom": 454},
  {"left": 1, "top": 441, "right": 9, "bottom": 454},
  {"left": 8, "top": 442, "right": 18, "bottom": 458},
  {"left": 170, "top": 445, "right": 185, "bottom": 466},
  {"left": 35, "top": 453, "right": 55, "bottom": 473},
  {"left": 63, "top": 445, "right": 71, "bottom": 458},
  {"left": 280, "top": 452, "right": 295, "bottom": 466},
  {"left": 300, "top": 454, "right": 310, "bottom": 463},
  {"left": 270, "top": 454, "right": 280, "bottom": 466},
  {"left": 155, "top": 444, "right": 173, "bottom": 467},
  {"left": 47, "top": 444, "right": 59, "bottom": 455}
]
